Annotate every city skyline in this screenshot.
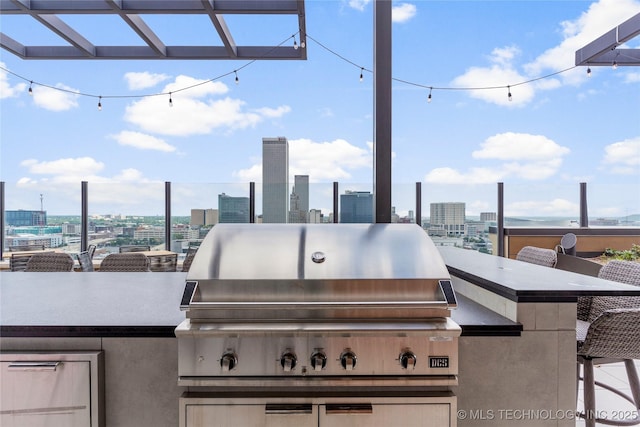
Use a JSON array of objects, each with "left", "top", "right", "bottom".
[{"left": 1, "top": 0, "right": 638, "bottom": 218}]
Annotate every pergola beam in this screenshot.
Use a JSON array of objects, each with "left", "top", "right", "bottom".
[
  {"left": 0, "top": 0, "right": 306, "bottom": 60},
  {"left": 575, "top": 12, "right": 640, "bottom": 66}
]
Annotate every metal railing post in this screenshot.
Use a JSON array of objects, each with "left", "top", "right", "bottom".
[
  {"left": 165, "top": 182, "right": 171, "bottom": 251},
  {"left": 81, "top": 181, "right": 88, "bottom": 252},
  {"left": 580, "top": 182, "right": 589, "bottom": 227},
  {"left": 333, "top": 182, "right": 339, "bottom": 223},
  {"left": 415, "top": 182, "right": 422, "bottom": 227},
  {"left": 0, "top": 181, "right": 4, "bottom": 258},
  {"left": 249, "top": 182, "right": 255, "bottom": 223},
  {"left": 497, "top": 182, "right": 504, "bottom": 257}
]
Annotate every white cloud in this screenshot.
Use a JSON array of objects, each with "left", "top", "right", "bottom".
[
  {"left": 347, "top": 0, "right": 416, "bottom": 22},
  {"left": 125, "top": 75, "right": 290, "bottom": 136},
  {"left": 233, "top": 138, "right": 372, "bottom": 182},
  {"left": 348, "top": 0, "right": 370, "bottom": 12},
  {"left": 601, "top": 137, "right": 640, "bottom": 175},
  {"left": 624, "top": 72, "right": 640, "bottom": 83},
  {"left": 451, "top": 47, "right": 535, "bottom": 106},
  {"left": 392, "top": 3, "right": 417, "bottom": 23},
  {"left": 253, "top": 105, "right": 292, "bottom": 118},
  {"left": 506, "top": 199, "right": 580, "bottom": 217},
  {"left": 0, "top": 63, "right": 27, "bottom": 99},
  {"left": 20, "top": 157, "right": 105, "bottom": 176},
  {"left": 473, "top": 132, "right": 570, "bottom": 160},
  {"left": 32, "top": 83, "right": 80, "bottom": 111},
  {"left": 425, "top": 132, "right": 570, "bottom": 183},
  {"left": 109, "top": 130, "right": 176, "bottom": 152},
  {"left": 124, "top": 71, "right": 170, "bottom": 90}
]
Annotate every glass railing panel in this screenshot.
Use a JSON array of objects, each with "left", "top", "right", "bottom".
[
  {"left": 420, "top": 182, "right": 497, "bottom": 254},
  {"left": 3, "top": 181, "right": 81, "bottom": 256},
  {"left": 89, "top": 182, "right": 165, "bottom": 259},
  {"left": 587, "top": 183, "right": 640, "bottom": 227},
  {"left": 171, "top": 182, "right": 251, "bottom": 254},
  {"left": 502, "top": 182, "right": 581, "bottom": 227}
]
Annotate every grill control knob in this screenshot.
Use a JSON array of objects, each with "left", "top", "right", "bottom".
[
  {"left": 399, "top": 351, "right": 417, "bottom": 370},
  {"left": 340, "top": 350, "right": 357, "bottom": 371},
  {"left": 310, "top": 351, "right": 327, "bottom": 372},
  {"left": 280, "top": 352, "right": 297, "bottom": 372},
  {"left": 220, "top": 352, "right": 238, "bottom": 372}
]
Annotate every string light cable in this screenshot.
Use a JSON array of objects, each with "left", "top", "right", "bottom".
[{"left": 1, "top": 31, "right": 581, "bottom": 107}]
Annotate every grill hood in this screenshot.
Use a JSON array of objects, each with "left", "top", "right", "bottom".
[
  {"left": 188, "top": 223, "right": 449, "bottom": 281},
  {"left": 181, "top": 223, "right": 456, "bottom": 321}
]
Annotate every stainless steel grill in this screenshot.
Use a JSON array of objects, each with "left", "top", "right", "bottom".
[{"left": 176, "top": 223, "right": 460, "bottom": 427}]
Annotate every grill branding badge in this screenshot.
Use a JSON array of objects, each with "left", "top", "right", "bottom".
[
  {"left": 311, "top": 251, "right": 326, "bottom": 263},
  {"left": 429, "top": 356, "right": 449, "bottom": 368}
]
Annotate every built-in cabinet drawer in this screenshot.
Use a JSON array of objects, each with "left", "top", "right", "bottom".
[
  {"left": 0, "top": 352, "right": 104, "bottom": 427},
  {"left": 181, "top": 395, "right": 456, "bottom": 427}
]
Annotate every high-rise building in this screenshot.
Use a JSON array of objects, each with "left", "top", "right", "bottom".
[
  {"left": 219, "top": 193, "right": 250, "bottom": 223},
  {"left": 480, "top": 212, "right": 497, "bottom": 222},
  {"left": 430, "top": 202, "right": 466, "bottom": 236},
  {"left": 262, "top": 137, "right": 289, "bottom": 223},
  {"left": 340, "top": 191, "right": 373, "bottom": 223},
  {"left": 190, "top": 209, "right": 218, "bottom": 226},
  {"left": 309, "top": 209, "right": 323, "bottom": 224},
  {"left": 289, "top": 175, "right": 309, "bottom": 223},
  {"left": 6, "top": 210, "right": 46, "bottom": 226}
]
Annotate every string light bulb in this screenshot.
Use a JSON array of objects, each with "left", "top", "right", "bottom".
[
  {"left": 169, "top": 92, "right": 173, "bottom": 107},
  {"left": 98, "top": 96, "right": 102, "bottom": 111},
  {"left": 427, "top": 87, "right": 432, "bottom": 103},
  {"left": 587, "top": 67, "right": 591, "bottom": 77},
  {"left": 507, "top": 86, "right": 512, "bottom": 102},
  {"left": 612, "top": 60, "right": 618, "bottom": 69},
  {"left": 359, "top": 67, "right": 364, "bottom": 82},
  {"left": 293, "top": 35, "right": 298, "bottom": 50},
  {"left": 235, "top": 70, "right": 239, "bottom": 84},
  {"left": 300, "top": 39, "right": 305, "bottom": 49},
  {"left": 28, "top": 81, "right": 33, "bottom": 95}
]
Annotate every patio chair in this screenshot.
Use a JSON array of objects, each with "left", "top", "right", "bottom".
[
  {"left": 515, "top": 246, "right": 558, "bottom": 267},
  {"left": 77, "top": 250, "right": 95, "bottom": 272},
  {"left": 24, "top": 252, "right": 74, "bottom": 272},
  {"left": 9, "top": 254, "right": 32, "bottom": 272},
  {"left": 576, "top": 260, "right": 640, "bottom": 427},
  {"left": 181, "top": 246, "right": 199, "bottom": 272},
  {"left": 148, "top": 253, "right": 178, "bottom": 272},
  {"left": 87, "top": 244, "right": 97, "bottom": 260},
  {"left": 119, "top": 245, "right": 151, "bottom": 253},
  {"left": 100, "top": 253, "right": 149, "bottom": 272}
]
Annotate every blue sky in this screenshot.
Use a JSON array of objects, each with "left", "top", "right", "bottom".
[{"left": 1, "top": 0, "right": 639, "bottom": 217}]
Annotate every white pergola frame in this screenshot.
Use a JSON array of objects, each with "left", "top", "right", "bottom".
[
  {"left": 0, "top": 0, "right": 307, "bottom": 60},
  {"left": 575, "top": 12, "right": 640, "bottom": 67}
]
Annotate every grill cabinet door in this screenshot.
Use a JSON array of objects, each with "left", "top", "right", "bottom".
[
  {"left": 319, "top": 403, "right": 452, "bottom": 427},
  {"left": 0, "top": 360, "right": 91, "bottom": 427},
  {"left": 184, "top": 403, "right": 317, "bottom": 427}
]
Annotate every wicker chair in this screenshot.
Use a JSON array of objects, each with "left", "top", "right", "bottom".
[
  {"left": 119, "top": 245, "right": 151, "bottom": 253},
  {"left": 8, "top": 244, "right": 45, "bottom": 252},
  {"left": 515, "top": 246, "right": 558, "bottom": 267},
  {"left": 9, "top": 254, "right": 33, "bottom": 272},
  {"left": 100, "top": 253, "right": 150, "bottom": 272},
  {"left": 576, "top": 260, "right": 640, "bottom": 427},
  {"left": 148, "top": 253, "right": 178, "bottom": 272},
  {"left": 24, "top": 252, "right": 75, "bottom": 272},
  {"left": 77, "top": 251, "right": 95, "bottom": 272}
]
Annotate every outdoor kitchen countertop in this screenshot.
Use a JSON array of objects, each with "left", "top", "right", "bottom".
[
  {"left": 0, "top": 271, "right": 519, "bottom": 338},
  {"left": 439, "top": 246, "right": 640, "bottom": 302}
]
